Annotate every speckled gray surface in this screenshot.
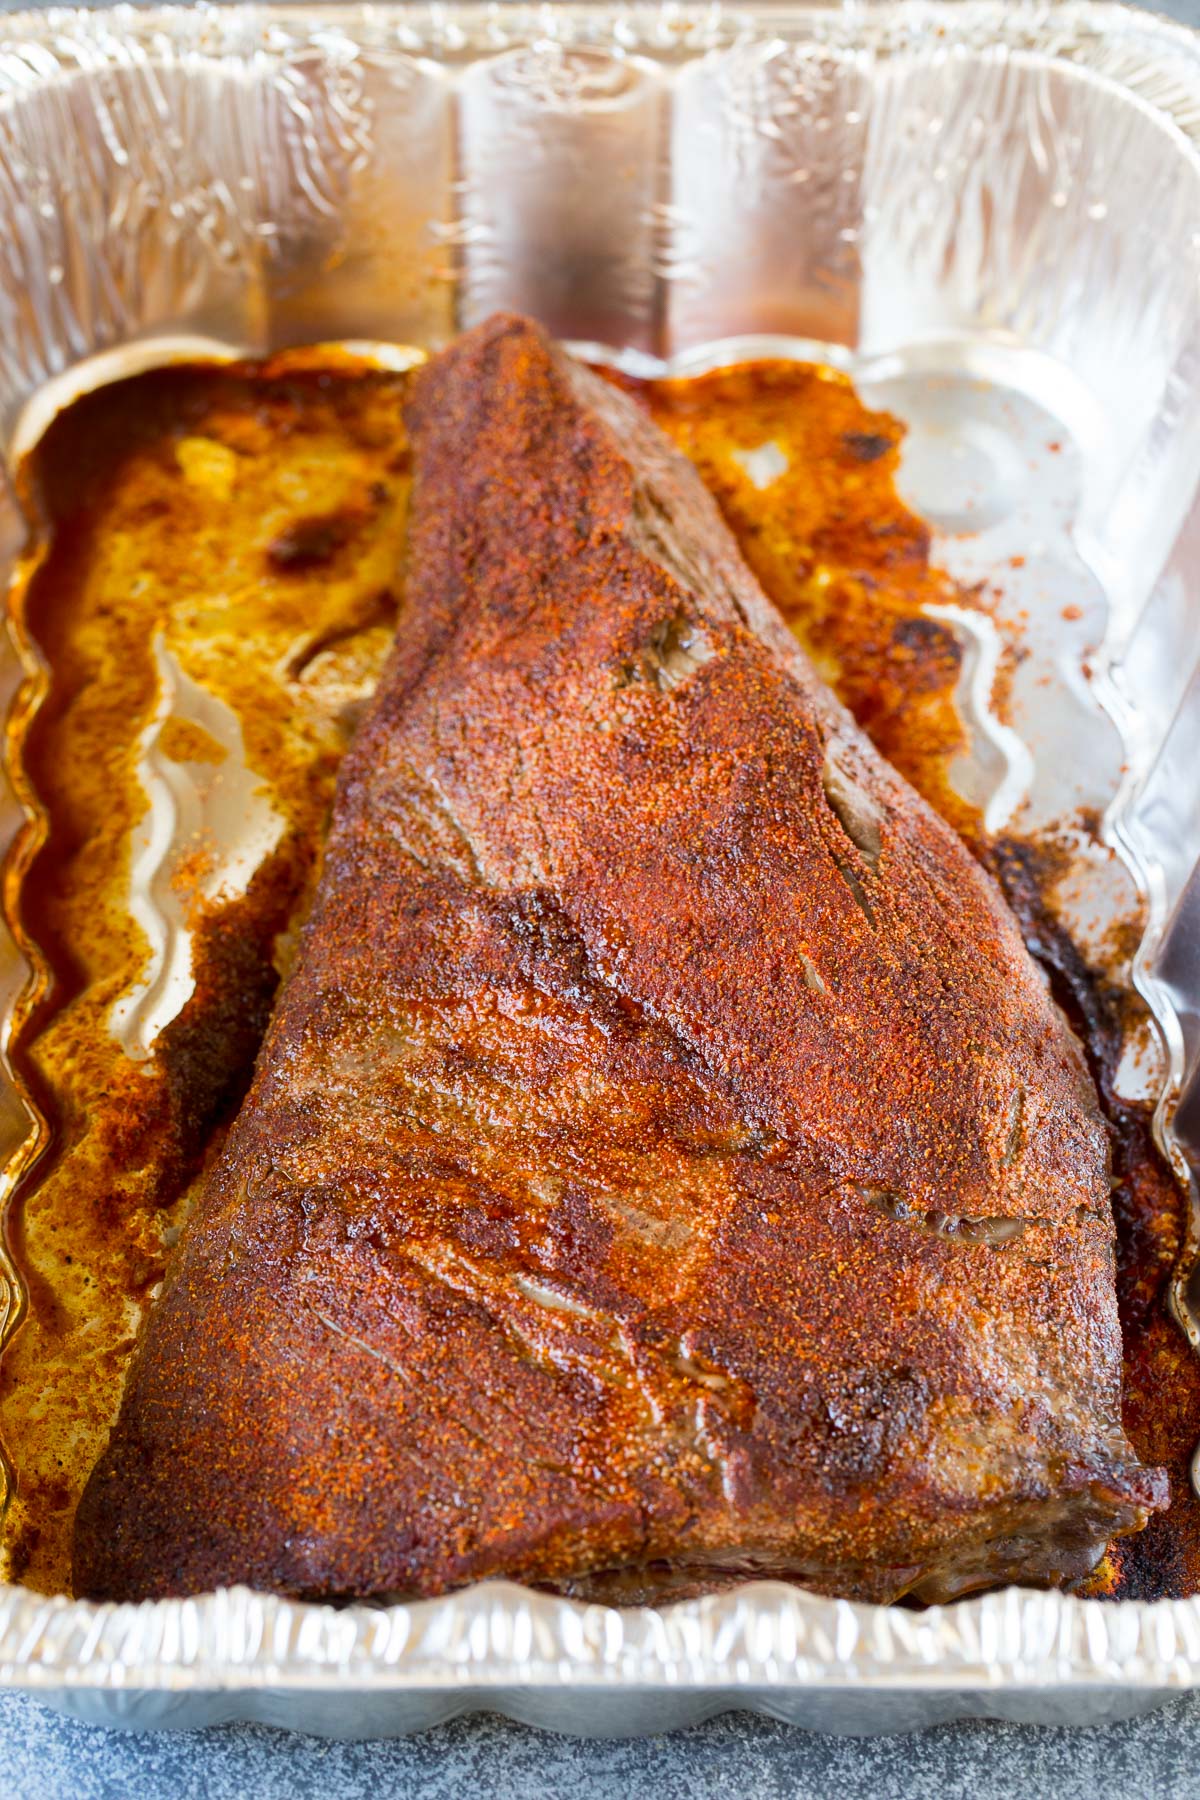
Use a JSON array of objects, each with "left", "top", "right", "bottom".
[
  {"left": 2, "top": 1695, "right": 1200, "bottom": 1799},
  {"left": 3, "top": 0, "right": 1200, "bottom": 1791}
]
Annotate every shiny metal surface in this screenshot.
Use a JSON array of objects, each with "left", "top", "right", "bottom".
[{"left": 0, "top": 0, "right": 1199, "bottom": 1734}]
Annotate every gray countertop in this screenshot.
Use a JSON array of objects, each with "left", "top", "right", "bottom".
[
  {"left": 2, "top": 1692, "right": 1200, "bottom": 1800},
  {"left": 4, "top": 0, "right": 1200, "bottom": 1792}
]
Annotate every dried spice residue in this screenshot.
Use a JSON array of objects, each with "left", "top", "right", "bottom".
[
  {"left": 0, "top": 355, "right": 413, "bottom": 1594},
  {"left": 0, "top": 348, "right": 1196, "bottom": 1603}
]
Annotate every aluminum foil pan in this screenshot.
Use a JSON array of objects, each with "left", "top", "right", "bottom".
[{"left": 1, "top": 0, "right": 1200, "bottom": 1736}]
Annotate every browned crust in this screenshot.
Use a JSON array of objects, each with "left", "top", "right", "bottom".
[{"left": 74, "top": 315, "right": 1165, "bottom": 1605}]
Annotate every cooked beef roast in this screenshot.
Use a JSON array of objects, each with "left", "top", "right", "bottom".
[{"left": 74, "top": 314, "right": 1166, "bottom": 1605}]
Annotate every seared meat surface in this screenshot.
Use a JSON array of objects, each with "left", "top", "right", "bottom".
[{"left": 75, "top": 314, "right": 1165, "bottom": 1605}]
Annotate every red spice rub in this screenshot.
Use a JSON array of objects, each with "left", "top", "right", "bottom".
[{"left": 74, "top": 315, "right": 1164, "bottom": 1605}]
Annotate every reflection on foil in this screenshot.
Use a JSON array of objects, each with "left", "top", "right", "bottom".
[
  {"left": 926, "top": 601, "right": 1035, "bottom": 838},
  {"left": 728, "top": 439, "right": 787, "bottom": 490},
  {"left": 108, "top": 638, "right": 285, "bottom": 1061}
]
